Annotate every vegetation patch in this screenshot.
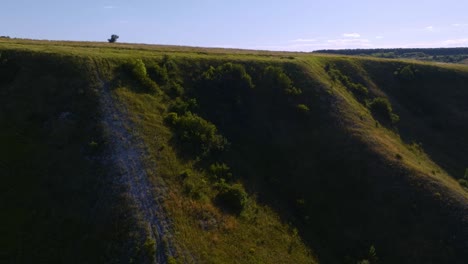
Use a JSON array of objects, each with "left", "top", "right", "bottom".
[
  {"left": 215, "top": 180, "right": 248, "bottom": 215},
  {"left": 368, "top": 97, "right": 400, "bottom": 124},
  {"left": 164, "top": 111, "right": 228, "bottom": 159},
  {"left": 325, "top": 63, "right": 369, "bottom": 100}
]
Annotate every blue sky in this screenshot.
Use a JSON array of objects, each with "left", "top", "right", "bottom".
[{"left": 1, "top": 0, "right": 468, "bottom": 51}]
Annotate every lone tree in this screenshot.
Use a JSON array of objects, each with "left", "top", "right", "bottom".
[{"left": 108, "top": 34, "right": 119, "bottom": 43}]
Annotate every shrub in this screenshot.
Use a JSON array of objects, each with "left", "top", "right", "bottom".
[
  {"left": 164, "top": 112, "right": 228, "bottom": 157},
  {"left": 197, "top": 63, "right": 254, "bottom": 125},
  {"left": 357, "top": 245, "right": 378, "bottom": 264},
  {"left": 200, "top": 63, "right": 254, "bottom": 99},
  {"left": 125, "top": 59, "right": 159, "bottom": 93},
  {"left": 161, "top": 55, "right": 181, "bottom": 80},
  {"left": 168, "top": 98, "right": 198, "bottom": 115},
  {"left": 460, "top": 169, "right": 468, "bottom": 189},
  {"left": 163, "top": 81, "right": 185, "bottom": 98},
  {"left": 296, "top": 104, "right": 310, "bottom": 113},
  {"left": 167, "top": 257, "right": 179, "bottom": 264},
  {"left": 459, "top": 179, "right": 468, "bottom": 189},
  {"left": 147, "top": 57, "right": 184, "bottom": 97},
  {"left": 143, "top": 236, "right": 156, "bottom": 262},
  {"left": 215, "top": 181, "right": 248, "bottom": 214},
  {"left": 147, "top": 64, "right": 169, "bottom": 85},
  {"left": 396, "top": 65, "right": 415, "bottom": 81},
  {"left": 368, "top": 97, "right": 399, "bottom": 124},
  {"left": 179, "top": 169, "right": 191, "bottom": 180},
  {"left": 348, "top": 82, "right": 369, "bottom": 98},
  {"left": 262, "top": 66, "right": 301, "bottom": 96},
  {"left": 326, "top": 64, "right": 368, "bottom": 99},
  {"left": 209, "top": 163, "right": 232, "bottom": 180},
  {"left": 131, "top": 59, "right": 147, "bottom": 78}
]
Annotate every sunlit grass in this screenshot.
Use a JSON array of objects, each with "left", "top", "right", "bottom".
[{"left": 114, "top": 87, "right": 317, "bottom": 263}]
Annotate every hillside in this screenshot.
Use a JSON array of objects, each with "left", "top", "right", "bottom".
[{"left": 1, "top": 39, "right": 467, "bottom": 264}]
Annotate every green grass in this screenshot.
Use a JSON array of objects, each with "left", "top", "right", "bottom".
[
  {"left": 314, "top": 56, "right": 468, "bottom": 198},
  {"left": 114, "top": 85, "right": 316, "bottom": 263},
  {"left": 1, "top": 38, "right": 468, "bottom": 264}
]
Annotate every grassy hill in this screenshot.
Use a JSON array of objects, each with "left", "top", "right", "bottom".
[{"left": 1, "top": 38, "right": 467, "bottom": 264}]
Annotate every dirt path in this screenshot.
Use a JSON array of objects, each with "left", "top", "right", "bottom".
[{"left": 95, "top": 63, "right": 176, "bottom": 264}]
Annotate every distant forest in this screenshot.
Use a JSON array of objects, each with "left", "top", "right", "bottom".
[{"left": 314, "top": 48, "right": 468, "bottom": 64}]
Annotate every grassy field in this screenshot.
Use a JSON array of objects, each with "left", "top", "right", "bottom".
[{"left": 1, "top": 38, "right": 467, "bottom": 264}]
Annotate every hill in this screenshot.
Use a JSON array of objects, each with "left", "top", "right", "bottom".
[
  {"left": 314, "top": 47, "right": 468, "bottom": 64},
  {"left": 1, "top": 38, "right": 467, "bottom": 264}
]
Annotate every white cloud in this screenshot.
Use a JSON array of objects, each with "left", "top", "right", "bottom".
[
  {"left": 342, "top": 33, "right": 361, "bottom": 38},
  {"left": 252, "top": 35, "right": 375, "bottom": 51},
  {"left": 327, "top": 38, "right": 371, "bottom": 48},
  {"left": 425, "top": 26, "right": 434, "bottom": 31},
  {"left": 395, "top": 38, "right": 468, "bottom": 48},
  {"left": 442, "top": 38, "right": 468, "bottom": 46},
  {"left": 252, "top": 32, "right": 388, "bottom": 51},
  {"left": 452, "top": 23, "right": 468, "bottom": 27}
]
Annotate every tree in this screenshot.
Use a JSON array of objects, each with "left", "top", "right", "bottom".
[{"left": 108, "top": 34, "right": 119, "bottom": 43}]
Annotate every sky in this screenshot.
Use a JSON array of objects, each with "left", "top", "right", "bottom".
[{"left": 1, "top": 0, "right": 468, "bottom": 51}]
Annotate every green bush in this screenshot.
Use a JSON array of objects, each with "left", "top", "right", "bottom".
[
  {"left": 168, "top": 98, "right": 198, "bottom": 115},
  {"left": 215, "top": 181, "right": 248, "bottom": 214},
  {"left": 326, "top": 64, "right": 368, "bottom": 99},
  {"left": 163, "top": 81, "right": 185, "bottom": 98},
  {"left": 161, "top": 55, "right": 181, "bottom": 80},
  {"left": 348, "top": 82, "right": 369, "bottom": 98},
  {"left": 167, "top": 256, "right": 179, "bottom": 264},
  {"left": 143, "top": 236, "right": 156, "bottom": 262},
  {"left": 296, "top": 104, "right": 310, "bottom": 113},
  {"left": 459, "top": 179, "right": 468, "bottom": 189},
  {"left": 262, "top": 66, "right": 301, "bottom": 96},
  {"left": 460, "top": 169, "right": 468, "bottom": 189},
  {"left": 125, "top": 59, "right": 159, "bottom": 93},
  {"left": 356, "top": 245, "right": 379, "bottom": 264},
  {"left": 368, "top": 97, "right": 399, "bottom": 124},
  {"left": 209, "top": 163, "right": 232, "bottom": 180},
  {"left": 164, "top": 112, "right": 228, "bottom": 157},
  {"left": 196, "top": 63, "right": 254, "bottom": 126},
  {"left": 179, "top": 169, "right": 191, "bottom": 180},
  {"left": 147, "top": 64, "right": 169, "bottom": 85},
  {"left": 395, "top": 65, "right": 416, "bottom": 81},
  {"left": 200, "top": 63, "right": 254, "bottom": 101},
  {"left": 128, "top": 59, "right": 147, "bottom": 80},
  {"left": 147, "top": 57, "right": 184, "bottom": 97}
]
